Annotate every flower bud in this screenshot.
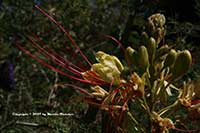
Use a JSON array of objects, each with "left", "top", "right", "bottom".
[
  {"left": 138, "top": 46, "right": 149, "bottom": 74},
  {"left": 148, "top": 13, "right": 166, "bottom": 27},
  {"left": 164, "top": 49, "right": 177, "bottom": 68},
  {"left": 147, "top": 13, "right": 166, "bottom": 44},
  {"left": 172, "top": 50, "right": 192, "bottom": 80},
  {"left": 147, "top": 37, "right": 156, "bottom": 62},
  {"left": 125, "top": 47, "right": 139, "bottom": 66}
]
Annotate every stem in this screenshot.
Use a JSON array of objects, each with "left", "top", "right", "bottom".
[
  {"left": 158, "top": 100, "right": 179, "bottom": 116},
  {"left": 127, "top": 111, "right": 145, "bottom": 132},
  {"left": 142, "top": 95, "right": 152, "bottom": 117}
]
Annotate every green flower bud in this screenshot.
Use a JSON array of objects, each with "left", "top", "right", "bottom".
[
  {"left": 172, "top": 50, "right": 192, "bottom": 80},
  {"left": 126, "top": 46, "right": 135, "bottom": 56},
  {"left": 164, "top": 49, "right": 177, "bottom": 68},
  {"left": 147, "top": 37, "right": 156, "bottom": 63},
  {"left": 138, "top": 46, "right": 149, "bottom": 74},
  {"left": 125, "top": 47, "right": 139, "bottom": 66}
]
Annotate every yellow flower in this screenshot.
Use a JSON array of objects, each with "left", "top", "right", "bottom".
[{"left": 87, "top": 51, "right": 124, "bottom": 85}]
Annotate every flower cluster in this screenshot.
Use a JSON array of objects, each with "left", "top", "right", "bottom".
[{"left": 16, "top": 6, "right": 200, "bottom": 133}]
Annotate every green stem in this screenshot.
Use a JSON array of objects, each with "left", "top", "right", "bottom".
[
  {"left": 158, "top": 100, "right": 179, "bottom": 116},
  {"left": 127, "top": 111, "right": 145, "bottom": 132},
  {"left": 142, "top": 95, "right": 152, "bottom": 117}
]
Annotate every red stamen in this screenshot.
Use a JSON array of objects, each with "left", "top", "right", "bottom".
[
  {"left": 16, "top": 42, "right": 97, "bottom": 84},
  {"left": 34, "top": 5, "right": 92, "bottom": 66},
  {"left": 25, "top": 35, "right": 82, "bottom": 77},
  {"left": 99, "top": 34, "right": 125, "bottom": 53},
  {"left": 191, "top": 99, "right": 200, "bottom": 105},
  {"left": 31, "top": 32, "right": 86, "bottom": 72},
  {"left": 82, "top": 71, "right": 109, "bottom": 85}
]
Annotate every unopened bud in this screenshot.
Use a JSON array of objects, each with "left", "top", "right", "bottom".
[
  {"left": 138, "top": 46, "right": 149, "bottom": 74},
  {"left": 147, "top": 37, "right": 156, "bottom": 62},
  {"left": 164, "top": 49, "right": 177, "bottom": 68},
  {"left": 172, "top": 50, "right": 192, "bottom": 80},
  {"left": 125, "top": 47, "right": 139, "bottom": 66}
]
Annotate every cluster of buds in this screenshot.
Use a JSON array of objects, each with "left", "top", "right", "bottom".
[
  {"left": 146, "top": 13, "right": 166, "bottom": 45},
  {"left": 126, "top": 13, "right": 192, "bottom": 81},
  {"left": 126, "top": 37, "right": 192, "bottom": 82},
  {"left": 124, "top": 13, "right": 197, "bottom": 132}
]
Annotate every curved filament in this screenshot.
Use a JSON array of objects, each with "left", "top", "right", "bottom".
[
  {"left": 25, "top": 35, "right": 83, "bottom": 77},
  {"left": 16, "top": 42, "right": 97, "bottom": 84},
  {"left": 31, "top": 32, "right": 86, "bottom": 72},
  {"left": 35, "top": 5, "right": 92, "bottom": 66},
  {"left": 99, "top": 34, "right": 125, "bottom": 53}
]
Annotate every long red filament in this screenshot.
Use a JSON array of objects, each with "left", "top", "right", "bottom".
[
  {"left": 191, "top": 99, "right": 200, "bottom": 105},
  {"left": 99, "top": 34, "right": 125, "bottom": 53},
  {"left": 30, "top": 33, "right": 107, "bottom": 84},
  {"left": 16, "top": 42, "right": 97, "bottom": 84},
  {"left": 26, "top": 34, "right": 83, "bottom": 76},
  {"left": 31, "top": 32, "right": 86, "bottom": 72},
  {"left": 30, "top": 33, "right": 108, "bottom": 84},
  {"left": 25, "top": 35, "right": 82, "bottom": 77},
  {"left": 34, "top": 5, "right": 92, "bottom": 66}
]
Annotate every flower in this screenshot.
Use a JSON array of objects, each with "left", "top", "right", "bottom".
[{"left": 83, "top": 51, "right": 124, "bottom": 85}]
